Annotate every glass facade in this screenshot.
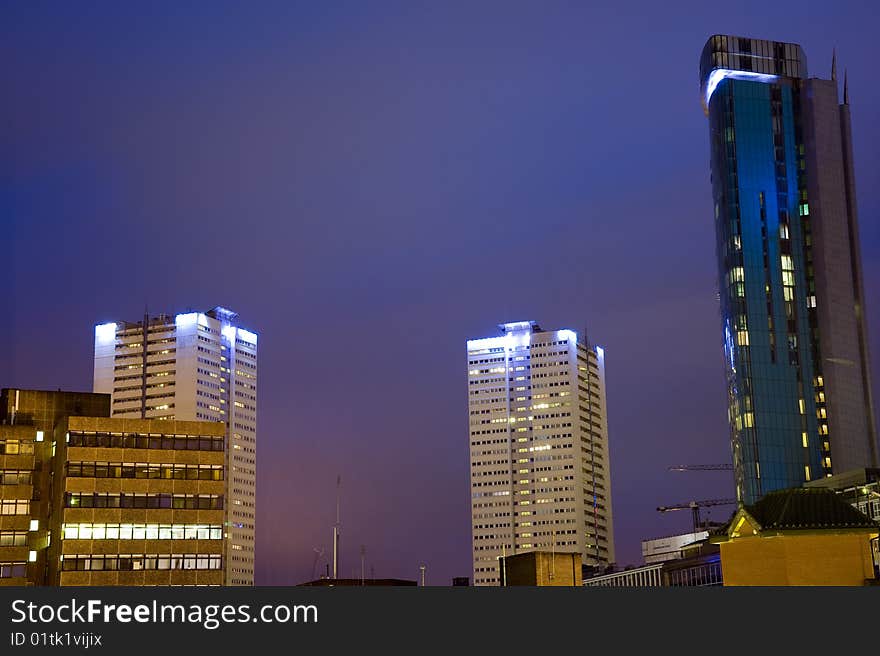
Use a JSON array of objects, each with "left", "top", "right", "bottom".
[{"left": 703, "top": 35, "right": 823, "bottom": 504}]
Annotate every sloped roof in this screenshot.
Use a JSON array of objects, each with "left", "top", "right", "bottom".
[{"left": 743, "top": 487, "right": 877, "bottom": 531}]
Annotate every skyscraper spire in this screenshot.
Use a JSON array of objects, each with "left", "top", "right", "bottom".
[
  {"left": 843, "top": 69, "right": 849, "bottom": 104},
  {"left": 831, "top": 48, "right": 837, "bottom": 81}
]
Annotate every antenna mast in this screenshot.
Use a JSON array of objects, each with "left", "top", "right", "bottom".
[{"left": 332, "top": 475, "right": 341, "bottom": 579}]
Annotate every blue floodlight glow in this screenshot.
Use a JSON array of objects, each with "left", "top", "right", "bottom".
[
  {"left": 237, "top": 328, "right": 258, "bottom": 344},
  {"left": 95, "top": 322, "right": 117, "bottom": 343},
  {"left": 211, "top": 306, "right": 238, "bottom": 321},
  {"left": 467, "top": 336, "right": 511, "bottom": 351},
  {"left": 723, "top": 321, "right": 736, "bottom": 375},
  {"left": 467, "top": 332, "right": 527, "bottom": 352},
  {"left": 557, "top": 329, "right": 577, "bottom": 343},
  {"left": 221, "top": 324, "right": 237, "bottom": 343},
  {"left": 500, "top": 321, "right": 534, "bottom": 332},
  {"left": 175, "top": 312, "right": 199, "bottom": 329},
  {"left": 595, "top": 346, "right": 605, "bottom": 359},
  {"left": 703, "top": 68, "right": 779, "bottom": 112}
]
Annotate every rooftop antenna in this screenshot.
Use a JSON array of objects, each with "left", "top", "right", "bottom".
[
  {"left": 332, "top": 475, "right": 341, "bottom": 579},
  {"left": 831, "top": 47, "right": 837, "bottom": 82},
  {"left": 360, "top": 545, "right": 366, "bottom": 586},
  {"left": 843, "top": 69, "right": 849, "bottom": 104}
]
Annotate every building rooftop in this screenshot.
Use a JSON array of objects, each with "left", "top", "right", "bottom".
[
  {"left": 94, "top": 307, "right": 257, "bottom": 341},
  {"left": 805, "top": 468, "right": 880, "bottom": 491},
  {"left": 739, "top": 488, "right": 877, "bottom": 531},
  {"left": 699, "top": 34, "right": 808, "bottom": 114},
  {"left": 299, "top": 578, "right": 417, "bottom": 587},
  {"left": 498, "top": 320, "right": 540, "bottom": 333}
]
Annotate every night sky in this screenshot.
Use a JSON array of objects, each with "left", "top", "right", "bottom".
[{"left": 3, "top": 1, "right": 878, "bottom": 585}]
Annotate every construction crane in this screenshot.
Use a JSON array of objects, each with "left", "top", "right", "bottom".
[
  {"left": 668, "top": 464, "right": 733, "bottom": 472},
  {"left": 657, "top": 498, "right": 737, "bottom": 533}
]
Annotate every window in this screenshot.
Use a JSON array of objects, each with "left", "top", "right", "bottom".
[
  {"left": 0, "top": 471, "right": 32, "bottom": 485},
  {"left": 66, "top": 462, "right": 223, "bottom": 481},
  {"left": 0, "top": 531, "right": 28, "bottom": 546},
  {"left": 0, "top": 440, "right": 35, "bottom": 455},
  {"left": 60, "top": 554, "right": 222, "bottom": 571},
  {"left": 61, "top": 523, "right": 223, "bottom": 540},
  {"left": 0, "top": 500, "right": 30, "bottom": 515},
  {"left": 0, "top": 562, "right": 27, "bottom": 578},
  {"left": 67, "top": 431, "right": 223, "bottom": 451}
]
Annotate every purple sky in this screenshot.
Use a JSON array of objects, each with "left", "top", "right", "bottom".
[{"left": 3, "top": 1, "right": 878, "bottom": 584}]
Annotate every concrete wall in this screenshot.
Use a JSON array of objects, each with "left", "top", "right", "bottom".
[
  {"left": 504, "top": 551, "right": 582, "bottom": 586},
  {"left": 720, "top": 531, "right": 878, "bottom": 585}
]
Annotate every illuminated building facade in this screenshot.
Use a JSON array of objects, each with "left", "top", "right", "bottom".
[
  {"left": 1, "top": 390, "right": 226, "bottom": 586},
  {"left": 93, "top": 307, "right": 257, "bottom": 586},
  {"left": 467, "top": 321, "right": 614, "bottom": 586},
  {"left": 0, "top": 389, "right": 109, "bottom": 586},
  {"left": 701, "top": 35, "right": 878, "bottom": 504},
  {"left": 49, "top": 417, "right": 227, "bottom": 586}
]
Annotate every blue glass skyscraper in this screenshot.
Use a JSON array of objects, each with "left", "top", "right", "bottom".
[{"left": 700, "top": 35, "right": 877, "bottom": 504}]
